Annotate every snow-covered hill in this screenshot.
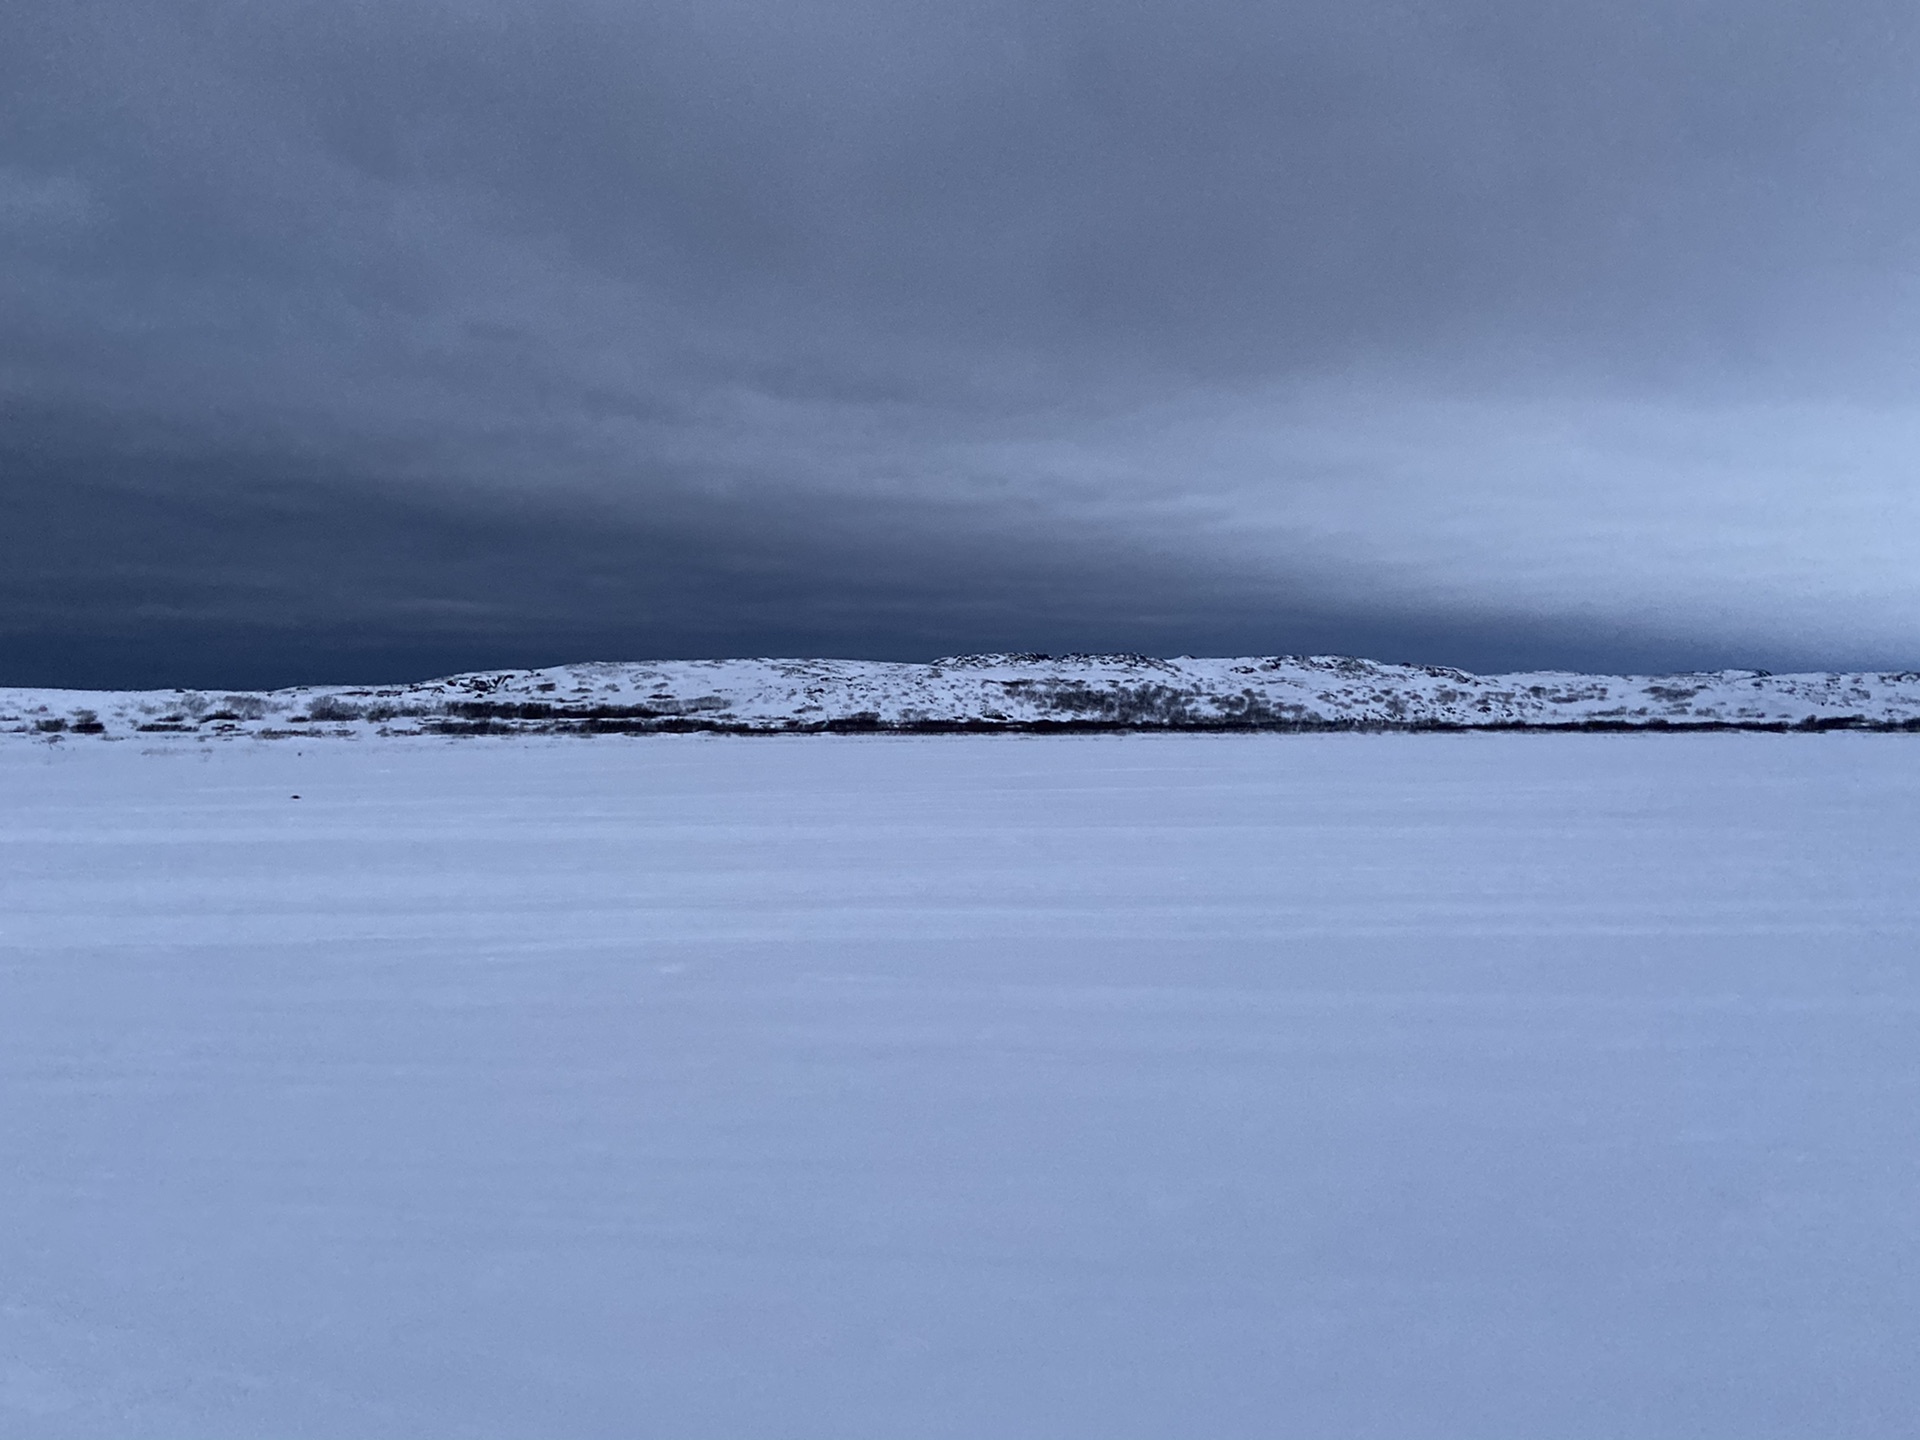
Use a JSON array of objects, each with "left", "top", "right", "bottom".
[{"left": 6, "top": 654, "right": 1920, "bottom": 739}]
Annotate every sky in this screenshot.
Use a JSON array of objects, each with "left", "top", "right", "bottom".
[{"left": 5, "top": 0, "right": 1919, "bottom": 688}]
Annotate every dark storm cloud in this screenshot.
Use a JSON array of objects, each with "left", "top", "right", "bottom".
[{"left": 4, "top": 0, "right": 1919, "bottom": 685}]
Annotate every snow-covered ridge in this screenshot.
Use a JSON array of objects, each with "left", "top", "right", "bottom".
[{"left": 6, "top": 654, "right": 1920, "bottom": 739}]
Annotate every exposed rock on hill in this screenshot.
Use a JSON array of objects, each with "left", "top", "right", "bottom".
[{"left": 7, "top": 654, "right": 1920, "bottom": 739}]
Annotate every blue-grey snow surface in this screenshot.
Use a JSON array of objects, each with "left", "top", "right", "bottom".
[{"left": 3, "top": 732, "right": 1918, "bottom": 1438}]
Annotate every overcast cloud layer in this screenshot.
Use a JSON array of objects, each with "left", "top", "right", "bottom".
[{"left": 5, "top": 0, "right": 1918, "bottom": 686}]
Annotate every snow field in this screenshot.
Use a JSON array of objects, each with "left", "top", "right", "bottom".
[{"left": 2, "top": 732, "right": 1918, "bottom": 1438}]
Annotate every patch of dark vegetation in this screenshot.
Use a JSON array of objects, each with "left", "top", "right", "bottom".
[
  {"left": 1795, "top": 714, "right": 1872, "bottom": 731},
  {"left": 70, "top": 710, "right": 104, "bottom": 733},
  {"left": 193, "top": 697, "right": 1920, "bottom": 741},
  {"left": 401, "top": 713, "right": 1920, "bottom": 738},
  {"left": 421, "top": 714, "right": 1389, "bottom": 737},
  {"left": 438, "top": 698, "right": 728, "bottom": 723},
  {"left": 444, "top": 701, "right": 562, "bottom": 721},
  {"left": 852, "top": 717, "right": 1366, "bottom": 734},
  {"left": 35, "top": 717, "right": 66, "bottom": 732},
  {"left": 1465, "top": 717, "right": 1919, "bottom": 733}
]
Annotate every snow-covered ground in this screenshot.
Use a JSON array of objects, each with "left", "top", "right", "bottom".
[
  {"left": 6, "top": 653, "right": 1920, "bottom": 737},
  {"left": 4, "top": 732, "right": 1919, "bottom": 1438}
]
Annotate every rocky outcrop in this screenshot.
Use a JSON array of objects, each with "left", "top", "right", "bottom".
[{"left": 7, "top": 654, "right": 1920, "bottom": 739}]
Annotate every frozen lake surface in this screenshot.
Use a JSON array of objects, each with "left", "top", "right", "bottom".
[{"left": 3, "top": 733, "right": 1917, "bottom": 1438}]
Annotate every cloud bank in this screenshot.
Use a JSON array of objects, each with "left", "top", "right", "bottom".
[{"left": 5, "top": 0, "right": 1917, "bottom": 685}]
